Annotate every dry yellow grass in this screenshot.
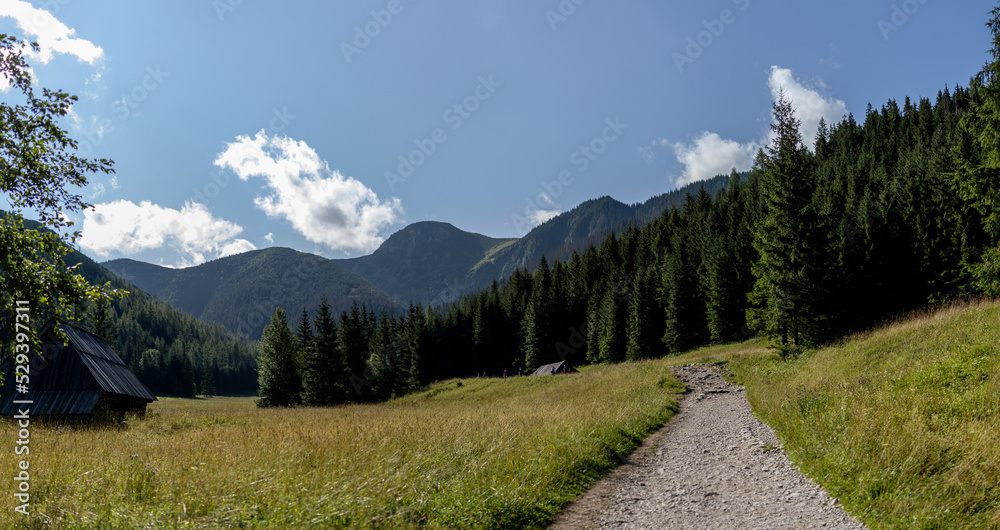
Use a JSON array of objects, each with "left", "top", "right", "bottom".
[{"left": 1, "top": 361, "right": 683, "bottom": 528}]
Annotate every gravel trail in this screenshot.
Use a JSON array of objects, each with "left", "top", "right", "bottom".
[{"left": 552, "top": 364, "right": 866, "bottom": 529}]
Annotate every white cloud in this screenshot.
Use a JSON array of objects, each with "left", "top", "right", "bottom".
[
  {"left": 0, "top": 1, "right": 103, "bottom": 65},
  {"left": 109, "top": 176, "right": 120, "bottom": 190},
  {"left": 79, "top": 200, "right": 256, "bottom": 267},
  {"left": 528, "top": 209, "right": 561, "bottom": 227},
  {"left": 668, "top": 66, "right": 848, "bottom": 187},
  {"left": 639, "top": 138, "right": 670, "bottom": 164},
  {"left": 89, "top": 182, "right": 106, "bottom": 199},
  {"left": 214, "top": 131, "right": 403, "bottom": 254},
  {"left": 767, "top": 66, "right": 847, "bottom": 148},
  {"left": 672, "top": 132, "right": 757, "bottom": 188},
  {"left": 219, "top": 238, "right": 257, "bottom": 259},
  {"left": 264, "top": 232, "right": 274, "bottom": 244}
]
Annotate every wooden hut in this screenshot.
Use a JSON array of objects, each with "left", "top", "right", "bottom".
[
  {"left": 529, "top": 361, "right": 578, "bottom": 376},
  {"left": 0, "top": 320, "right": 156, "bottom": 416}
]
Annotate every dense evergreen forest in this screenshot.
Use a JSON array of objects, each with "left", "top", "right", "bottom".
[
  {"left": 258, "top": 9, "right": 1000, "bottom": 405},
  {"left": 67, "top": 247, "right": 260, "bottom": 396}
]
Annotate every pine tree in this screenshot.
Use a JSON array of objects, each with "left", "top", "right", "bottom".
[
  {"left": 404, "top": 303, "right": 432, "bottom": 392},
  {"left": 89, "top": 294, "right": 115, "bottom": 343},
  {"left": 584, "top": 285, "right": 605, "bottom": 364},
  {"left": 596, "top": 286, "right": 626, "bottom": 363},
  {"left": 661, "top": 229, "right": 700, "bottom": 354},
  {"left": 338, "top": 301, "right": 370, "bottom": 399},
  {"left": 302, "top": 300, "right": 343, "bottom": 405},
  {"left": 256, "top": 308, "right": 301, "bottom": 407},
  {"left": 954, "top": 5, "right": 1000, "bottom": 296},
  {"left": 367, "top": 312, "right": 400, "bottom": 400},
  {"left": 296, "top": 307, "right": 313, "bottom": 353},
  {"left": 748, "top": 92, "right": 821, "bottom": 355},
  {"left": 520, "top": 256, "right": 554, "bottom": 371},
  {"left": 521, "top": 300, "right": 542, "bottom": 371},
  {"left": 625, "top": 268, "right": 657, "bottom": 361}
]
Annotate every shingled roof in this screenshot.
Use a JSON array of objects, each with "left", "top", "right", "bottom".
[
  {"left": 529, "top": 361, "right": 578, "bottom": 376},
  {"left": 0, "top": 320, "right": 156, "bottom": 415}
]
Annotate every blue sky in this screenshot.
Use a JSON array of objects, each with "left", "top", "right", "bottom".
[{"left": 1, "top": 0, "right": 996, "bottom": 267}]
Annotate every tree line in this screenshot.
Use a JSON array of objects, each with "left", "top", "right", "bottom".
[{"left": 257, "top": 7, "right": 1000, "bottom": 406}]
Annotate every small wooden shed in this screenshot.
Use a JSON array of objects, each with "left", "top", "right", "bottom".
[
  {"left": 0, "top": 320, "right": 156, "bottom": 416},
  {"left": 530, "top": 361, "right": 579, "bottom": 376}
]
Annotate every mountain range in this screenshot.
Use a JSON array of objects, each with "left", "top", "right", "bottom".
[{"left": 102, "top": 175, "right": 732, "bottom": 338}]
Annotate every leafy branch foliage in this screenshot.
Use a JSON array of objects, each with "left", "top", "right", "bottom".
[{"left": 0, "top": 35, "right": 122, "bottom": 364}]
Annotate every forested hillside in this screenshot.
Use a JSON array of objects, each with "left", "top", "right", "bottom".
[
  {"left": 105, "top": 178, "right": 730, "bottom": 340},
  {"left": 105, "top": 247, "right": 401, "bottom": 339},
  {"left": 338, "top": 221, "right": 516, "bottom": 305},
  {"left": 336, "top": 177, "right": 730, "bottom": 305},
  {"left": 464, "top": 176, "right": 731, "bottom": 288},
  {"left": 257, "top": 43, "right": 1000, "bottom": 406},
  {"left": 63, "top": 243, "right": 259, "bottom": 396}
]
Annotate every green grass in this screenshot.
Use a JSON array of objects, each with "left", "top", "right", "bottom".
[
  {"left": 1, "top": 361, "right": 683, "bottom": 529},
  {"left": 470, "top": 238, "right": 520, "bottom": 274},
  {"left": 679, "top": 301, "right": 1000, "bottom": 529}
]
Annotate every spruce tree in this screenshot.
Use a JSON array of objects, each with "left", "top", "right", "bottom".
[
  {"left": 596, "top": 286, "right": 626, "bottom": 363},
  {"left": 367, "top": 312, "right": 400, "bottom": 400},
  {"left": 404, "top": 303, "right": 432, "bottom": 392},
  {"left": 747, "top": 92, "right": 820, "bottom": 355},
  {"left": 257, "top": 308, "right": 301, "bottom": 407},
  {"left": 584, "top": 285, "right": 606, "bottom": 364},
  {"left": 338, "top": 301, "right": 370, "bottom": 398},
  {"left": 521, "top": 300, "right": 542, "bottom": 371},
  {"left": 520, "top": 256, "right": 554, "bottom": 371},
  {"left": 954, "top": 5, "right": 1000, "bottom": 296},
  {"left": 302, "top": 300, "right": 343, "bottom": 405},
  {"left": 89, "top": 295, "right": 115, "bottom": 343},
  {"left": 625, "top": 268, "right": 657, "bottom": 361},
  {"left": 704, "top": 171, "right": 754, "bottom": 343},
  {"left": 661, "top": 230, "right": 698, "bottom": 354}
]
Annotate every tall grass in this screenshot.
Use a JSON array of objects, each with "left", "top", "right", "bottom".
[
  {"left": 720, "top": 301, "right": 1000, "bottom": 528},
  {"left": 1, "top": 361, "right": 682, "bottom": 528}
]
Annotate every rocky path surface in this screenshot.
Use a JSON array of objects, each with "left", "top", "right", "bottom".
[{"left": 552, "top": 364, "right": 866, "bottom": 529}]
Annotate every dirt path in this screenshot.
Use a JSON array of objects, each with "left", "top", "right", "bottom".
[{"left": 552, "top": 364, "right": 866, "bottom": 529}]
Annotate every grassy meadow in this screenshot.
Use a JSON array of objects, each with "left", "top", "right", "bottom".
[
  {"left": 1, "top": 361, "right": 683, "bottom": 528},
  {"left": 675, "top": 300, "right": 1000, "bottom": 529},
  {"left": 5, "top": 301, "right": 998, "bottom": 528}
]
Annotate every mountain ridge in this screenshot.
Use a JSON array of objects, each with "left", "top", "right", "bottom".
[
  {"left": 105, "top": 247, "right": 400, "bottom": 338},
  {"left": 102, "top": 176, "right": 733, "bottom": 336}
]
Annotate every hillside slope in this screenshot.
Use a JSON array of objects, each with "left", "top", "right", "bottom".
[
  {"left": 676, "top": 301, "right": 1000, "bottom": 529},
  {"left": 466, "top": 174, "right": 731, "bottom": 287},
  {"left": 105, "top": 247, "right": 400, "bottom": 338},
  {"left": 337, "top": 221, "right": 515, "bottom": 304},
  {"left": 104, "top": 175, "right": 732, "bottom": 318},
  {"left": 340, "top": 174, "right": 733, "bottom": 303},
  {"left": 38, "top": 228, "right": 260, "bottom": 394}
]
